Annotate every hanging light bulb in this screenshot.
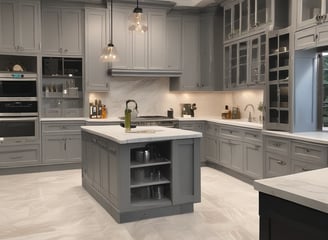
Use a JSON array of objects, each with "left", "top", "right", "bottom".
[
  {"left": 101, "top": 0, "right": 119, "bottom": 62},
  {"left": 128, "top": 0, "right": 148, "bottom": 33}
]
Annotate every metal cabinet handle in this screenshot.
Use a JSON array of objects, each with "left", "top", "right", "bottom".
[
  {"left": 301, "top": 168, "right": 311, "bottom": 171},
  {"left": 64, "top": 139, "right": 67, "bottom": 151},
  {"left": 276, "top": 160, "right": 286, "bottom": 166},
  {"left": 273, "top": 143, "right": 281, "bottom": 147}
]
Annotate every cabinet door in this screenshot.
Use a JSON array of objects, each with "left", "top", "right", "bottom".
[
  {"left": 85, "top": 8, "right": 109, "bottom": 91},
  {"left": 250, "top": 34, "right": 266, "bottom": 85},
  {"left": 166, "top": 16, "right": 182, "bottom": 70},
  {"left": 295, "top": 27, "right": 316, "bottom": 50},
  {"left": 61, "top": 9, "right": 82, "bottom": 56},
  {"left": 180, "top": 15, "right": 200, "bottom": 90},
  {"left": 172, "top": 139, "right": 201, "bottom": 204},
  {"left": 204, "top": 136, "right": 217, "bottom": 163},
  {"left": 244, "top": 143, "right": 263, "bottom": 179},
  {"left": 65, "top": 135, "right": 81, "bottom": 163},
  {"left": 265, "top": 152, "right": 290, "bottom": 177},
  {"left": 297, "top": 0, "right": 323, "bottom": 29},
  {"left": 148, "top": 10, "right": 167, "bottom": 69},
  {"left": 112, "top": 6, "right": 131, "bottom": 69},
  {"left": 238, "top": 41, "right": 248, "bottom": 86},
  {"left": 42, "top": 135, "right": 66, "bottom": 163},
  {"left": 0, "top": 1, "right": 15, "bottom": 51},
  {"left": 316, "top": 23, "right": 328, "bottom": 47},
  {"left": 219, "top": 138, "right": 232, "bottom": 167},
  {"left": 42, "top": 8, "right": 61, "bottom": 54},
  {"left": 19, "top": 0, "right": 40, "bottom": 52},
  {"left": 132, "top": 31, "right": 148, "bottom": 69},
  {"left": 230, "top": 139, "right": 243, "bottom": 173}
]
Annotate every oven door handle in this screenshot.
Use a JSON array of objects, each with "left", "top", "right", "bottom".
[{"left": 0, "top": 117, "right": 38, "bottom": 121}]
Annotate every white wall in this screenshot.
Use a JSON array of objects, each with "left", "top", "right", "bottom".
[{"left": 89, "top": 77, "right": 263, "bottom": 121}]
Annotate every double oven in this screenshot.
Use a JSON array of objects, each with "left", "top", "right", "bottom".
[{"left": 0, "top": 72, "right": 39, "bottom": 143}]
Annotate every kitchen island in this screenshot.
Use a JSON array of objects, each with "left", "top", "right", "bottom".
[
  {"left": 81, "top": 125, "right": 202, "bottom": 223},
  {"left": 254, "top": 168, "right": 328, "bottom": 240}
]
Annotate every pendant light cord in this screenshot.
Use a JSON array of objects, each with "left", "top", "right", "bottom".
[
  {"left": 137, "top": 0, "right": 139, "bottom": 8},
  {"left": 110, "top": 0, "right": 113, "bottom": 44}
]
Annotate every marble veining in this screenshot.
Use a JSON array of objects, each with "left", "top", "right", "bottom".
[
  {"left": 254, "top": 168, "right": 328, "bottom": 213},
  {"left": 0, "top": 167, "right": 259, "bottom": 240}
]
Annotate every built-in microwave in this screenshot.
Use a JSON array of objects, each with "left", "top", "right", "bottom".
[{"left": 0, "top": 72, "right": 37, "bottom": 99}]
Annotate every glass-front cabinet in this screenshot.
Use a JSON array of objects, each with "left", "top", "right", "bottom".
[
  {"left": 297, "top": 0, "right": 328, "bottom": 29},
  {"left": 266, "top": 30, "right": 290, "bottom": 131},
  {"left": 41, "top": 57, "right": 83, "bottom": 117},
  {"left": 224, "top": 32, "right": 266, "bottom": 90},
  {"left": 223, "top": 0, "right": 272, "bottom": 42},
  {"left": 250, "top": 34, "right": 266, "bottom": 84},
  {"left": 320, "top": 54, "right": 328, "bottom": 127}
]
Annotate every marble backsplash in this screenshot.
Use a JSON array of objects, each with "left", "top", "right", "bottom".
[{"left": 89, "top": 77, "right": 264, "bottom": 121}]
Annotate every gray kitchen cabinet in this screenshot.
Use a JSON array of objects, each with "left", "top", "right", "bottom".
[
  {"left": 264, "top": 136, "right": 291, "bottom": 177},
  {"left": 219, "top": 138, "right": 243, "bottom": 173},
  {"left": 111, "top": 4, "right": 172, "bottom": 75},
  {"left": 243, "top": 129, "right": 263, "bottom": 178},
  {"left": 0, "top": 0, "right": 40, "bottom": 53},
  {"left": 291, "top": 141, "right": 328, "bottom": 173},
  {"left": 200, "top": 8, "right": 222, "bottom": 91},
  {"left": 85, "top": 8, "right": 109, "bottom": 91},
  {"left": 249, "top": 33, "right": 266, "bottom": 85},
  {"left": 204, "top": 122, "right": 219, "bottom": 164},
  {"left": 295, "top": 24, "right": 328, "bottom": 50},
  {"left": 170, "top": 14, "right": 201, "bottom": 90},
  {"left": 265, "top": 29, "right": 292, "bottom": 131},
  {"left": 166, "top": 15, "right": 182, "bottom": 71},
  {"left": 42, "top": 7, "right": 83, "bottom": 56},
  {"left": 244, "top": 142, "right": 263, "bottom": 179},
  {"left": 41, "top": 121, "right": 84, "bottom": 164},
  {"left": 179, "top": 121, "right": 205, "bottom": 164},
  {"left": 0, "top": 144, "right": 40, "bottom": 168},
  {"left": 296, "top": 0, "right": 328, "bottom": 30}
]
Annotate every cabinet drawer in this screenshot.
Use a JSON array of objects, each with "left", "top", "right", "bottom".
[
  {"left": 42, "top": 122, "right": 84, "bottom": 133},
  {"left": 205, "top": 123, "right": 218, "bottom": 136},
  {"left": 0, "top": 145, "right": 40, "bottom": 167},
  {"left": 244, "top": 130, "right": 262, "bottom": 144},
  {"left": 292, "top": 160, "right": 326, "bottom": 174},
  {"left": 265, "top": 137, "right": 290, "bottom": 155},
  {"left": 220, "top": 126, "right": 242, "bottom": 140},
  {"left": 291, "top": 142, "right": 327, "bottom": 164},
  {"left": 265, "top": 152, "right": 290, "bottom": 177},
  {"left": 179, "top": 122, "right": 204, "bottom": 132}
]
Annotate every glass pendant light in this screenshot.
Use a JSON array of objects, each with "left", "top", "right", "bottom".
[
  {"left": 100, "top": 0, "right": 119, "bottom": 62},
  {"left": 128, "top": 0, "right": 148, "bottom": 33}
]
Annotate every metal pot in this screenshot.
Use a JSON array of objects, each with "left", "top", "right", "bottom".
[{"left": 135, "top": 148, "right": 150, "bottom": 163}]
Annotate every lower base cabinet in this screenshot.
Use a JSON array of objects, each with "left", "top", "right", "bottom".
[
  {"left": 42, "top": 134, "right": 81, "bottom": 164},
  {"left": 0, "top": 144, "right": 40, "bottom": 168},
  {"left": 219, "top": 138, "right": 243, "bottom": 173},
  {"left": 244, "top": 143, "right": 263, "bottom": 179}
]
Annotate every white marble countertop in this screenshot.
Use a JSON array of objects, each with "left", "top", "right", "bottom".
[
  {"left": 81, "top": 125, "right": 202, "bottom": 144},
  {"left": 262, "top": 130, "right": 328, "bottom": 144},
  {"left": 254, "top": 168, "right": 328, "bottom": 214}
]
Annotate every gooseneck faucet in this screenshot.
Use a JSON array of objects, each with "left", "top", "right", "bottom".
[{"left": 244, "top": 104, "right": 255, "bottom": 122}]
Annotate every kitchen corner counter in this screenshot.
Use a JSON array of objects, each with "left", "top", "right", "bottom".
[
  {"left": 81, "top": 125, "right": 202, "bottom": 144},
  {"left": 262, "top": 130, "right": 328, "bottom": 144},
  {"left": 254, "top": 168, "right": 328, "bottom": 214}
]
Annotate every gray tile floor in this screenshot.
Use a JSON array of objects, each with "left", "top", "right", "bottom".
[{"left": 0, "top": 167, "right": 259, "bottom": 240}]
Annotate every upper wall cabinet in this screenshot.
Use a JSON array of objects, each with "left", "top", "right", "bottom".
[
  {"left": 85, "top": 8, "right": 109, "bottom": 92},
  {"left": 223, "top": 0, "right": 272, "bottom": 42},
  {"left": 42, "top": 7, "right": 83, "bottom": 56},
  {"left": 0, "top": 0, "right": 41, "bottom": 54},
  {"left": 222, "top": 0, "right": 290, "bottom": 43},
  {"left": 296, "top": 0, "right": 328, "bottom": 30},
  {"left": 223, "top": 32, "right": 266, "bottom": 90},
  {"left": 111, "top": 3, "right": 176, "bottom": 76},
  {"left": 170, "top": 7, "right": 222, "bottom": 91}
]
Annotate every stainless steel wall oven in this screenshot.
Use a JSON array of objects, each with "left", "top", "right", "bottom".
[{"left": 0, "top": 71, "right": 39, "bottom": 143}]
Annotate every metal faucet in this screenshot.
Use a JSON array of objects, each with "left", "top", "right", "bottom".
[{"left": 244, "top": 104, "right": 255, "bottom": 122}]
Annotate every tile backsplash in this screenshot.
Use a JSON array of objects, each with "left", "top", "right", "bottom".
[{"left": 89, "top": 77, "right": 264, "bottom": 121}]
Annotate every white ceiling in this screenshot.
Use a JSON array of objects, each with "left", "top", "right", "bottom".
[{"left": 171, "top": 0, "right": 218, "bottom": 7}]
